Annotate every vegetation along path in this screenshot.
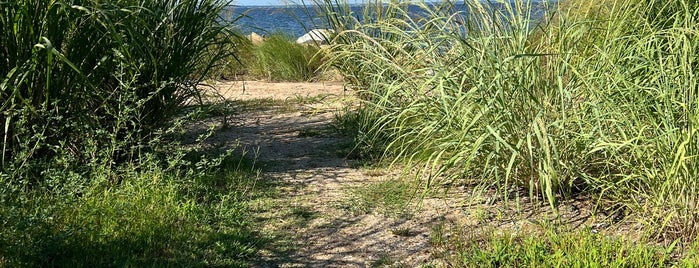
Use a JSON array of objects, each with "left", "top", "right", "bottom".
[
  {"left": 194, "top": 80, "right": 681, "bottom": 267},
  {"left": 208, "top": 81, "right": 461, "bottom": 267}
]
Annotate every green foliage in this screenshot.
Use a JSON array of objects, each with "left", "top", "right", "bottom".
[
  {"left": 432, "top": 225, "right": 683, "bottom": 267},
  {"left": 215, "top": 34, "right": 256, "bottom": 80},
  {"left": 0, "top": 0, "right": 234, "bottom": 176},
  {"left": 315, "top": 0, "right": 699, "bottom": 241},
  {"left": 345, "top": 179, "right": 416, "bottom": 217},
  {"left": 215, "top": 32, "right": 324, "bottom": 82},
  {"left": 0, "top": 0, "right": 274, "bottom": 266},
  {"left": 333, "top": 108, "right": 389, "bottom": 160},
  {"left": 248, "top": 34, "right": 323, "bottom": 82},
  {"left": 0, "top": 151, "right": 265, "bottom": 267}
]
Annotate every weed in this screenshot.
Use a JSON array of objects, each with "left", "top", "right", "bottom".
[
  {"left": 430, "top": 224, "right": 685, "bottom": 267},
  {"left": 290, "top": 205, "right": 318, "bottom": 222},
  {"left": 391, "top": 227, "right": 417, "bottom": 237},
  {"left": 0, "top": 151, "right": 268, "bottom": 267},
  {"left": 371, "top": 253, "right": 400, "bottom": 268},
  {"left": 344, "top": 179, "right": 416, "bottom": 218}
]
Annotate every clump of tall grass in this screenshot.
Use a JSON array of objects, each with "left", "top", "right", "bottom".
[
  {"left": 0, "top": 0, "right": 233, "bottom": 177},
  {"left": 249, "top": 33, "right": 323, "bottom": 82},
  {"left": 0, "top": 0, "right": 271, "bottom": 265},
  {"left": 216, "top": 34, "right": 257, "bottom": 80},
  {"left": 215, "top": 32, "right": 324, "bottom": 82},
  {"left": 316, "top": 0, "right": 699, "bottom": 242}
]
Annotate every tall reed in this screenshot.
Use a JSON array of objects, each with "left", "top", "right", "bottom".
[
  {"left": 315, "top": 0, "right": 699, "bottom": 240},
  {"left": 1, "top": 0, "right": 233, "bottom": 177},
  {"left": 249, "top": 34, "right": 322, "bottom": 82}
]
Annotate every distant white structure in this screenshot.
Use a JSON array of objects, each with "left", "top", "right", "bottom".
[
  {"left": 247, "top": 32, "right": 265, "bottom": 45},
  {"left": 296, "top": 29, "right": 334, "bottom": 45}
]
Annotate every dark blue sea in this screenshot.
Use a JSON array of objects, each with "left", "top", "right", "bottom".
[
  {"left": 223, "top": 4, "right": 425, "bottom": 38},
  {"left": 223, "top": 2, "right": 550, "bottom": 39}
]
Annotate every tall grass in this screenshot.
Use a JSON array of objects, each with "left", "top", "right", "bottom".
[
  {"left": 1, "top": 0, "right": 233, "bottom": 176},
  {"left": 316, "top": 0, "right": 699, "bottom": 241},
  {"left": 215, "top": 32, "right": 324, "bottom": 82},
  {"left": 249, "top": 34, "right": 323, "bottom": 82},
  {"left": 0, "top": 0, "right": 273, "bottom": 265}
]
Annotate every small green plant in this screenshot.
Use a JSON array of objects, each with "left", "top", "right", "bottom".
[
  {"left": 371, "top": 253, "right": 400, "bottom": 268},
  {"left": 345, "top": 179, "right": 416, "bottom": 217},
  {"left": 290, "top": 205, "right": 318, "bottom": 222},
  {"left": 391, "top": 227, "right": 417, "bottom": 237}
]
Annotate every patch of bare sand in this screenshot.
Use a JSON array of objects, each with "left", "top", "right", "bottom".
[
  {"left": 215, "top": 80, "right": 347, "bottom": 101},
  {"left": 204, "top": 80, "right": 607, "bottom": 267}
]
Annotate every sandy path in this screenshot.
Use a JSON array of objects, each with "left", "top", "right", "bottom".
[
  {"left": 195, "top": 80, "right": 601, "bottom": 267},
  {"left": 204, "top": 80, "right": 471, "bottom": 267}
]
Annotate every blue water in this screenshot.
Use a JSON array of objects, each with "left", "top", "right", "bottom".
[
  {"left": 222, "top": 6, "right": 323, "bottom": 37},
  {"left": 223, "top": 2, "right": 550, "bottom": 38}
]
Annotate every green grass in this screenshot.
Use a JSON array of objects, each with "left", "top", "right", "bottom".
[
  {"left": 251, "top": 34, "right": 319, "bottom": 81},
  {"left": 0, "top": 152, "right": 271, "bottom": 267},
  {"left": 224, "top": 33, "right": 324, "bottom": 82},
  {"left": 370, "top": 253, "right": 403, "bottom": 268},
  {"left": 314, "top": 0, "right": 699, "bottom": 243},
  {"left": 215, "top": 33, "right": 256, "bottom": 80},
  {"left": 430, "top": 223, "right": 699, "bottom": 267},
  {"left": 0, "top": 0, "right": 283, "bottom": 266},
  {"left": 4, "top": 0, "right": 699, "bottom": 264},
  {"left": 332, "top": 108, "right": 391, "bottom": 160},
  {"left": 0, "top": 0, "right": 237, "bottom": 195},
  {"left": 343, "top": 178, "right": 417, "bottom": 218}
]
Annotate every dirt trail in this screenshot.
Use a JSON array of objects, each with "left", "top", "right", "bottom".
[
  {"left": 206, "top": 80, "right": 458, "bottom": 267},
  {"left": 208, "top": 80, "right": 594, "bottom": 267}
]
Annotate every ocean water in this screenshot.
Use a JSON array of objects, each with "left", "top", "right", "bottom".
[
  {"left": 223, "top": 2, "right": 548, "bottom": 39},
  {"left": 222, "top": 3, "right": 461, "bottom": 38}
]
